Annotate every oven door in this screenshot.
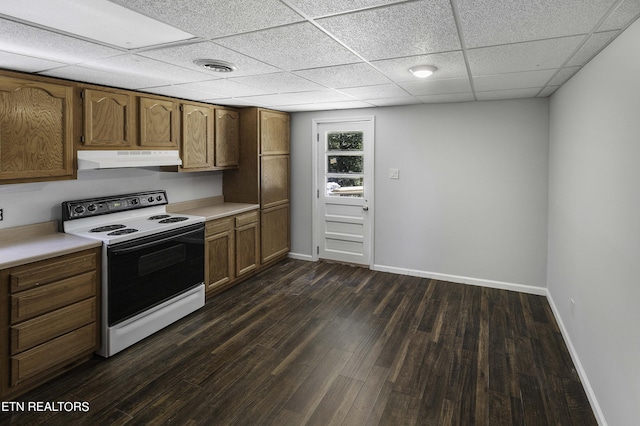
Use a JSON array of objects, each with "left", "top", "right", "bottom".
[{"left": 107, "top": 223, "right": 204, "bottom": 326}]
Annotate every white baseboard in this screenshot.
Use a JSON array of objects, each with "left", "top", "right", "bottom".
[
  {"left": 287, "top": 252, "right": 314, "bottom": 261},
  {"left": 371, "top": 263, "right": 547, "bottom": 295},
  {"left": 545, "top": 291, "right": 607, "bottom": 426}
]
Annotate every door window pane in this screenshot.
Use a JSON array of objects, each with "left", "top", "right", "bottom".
[
  {"left": 327, "top": 155, "right": 363, "bottom": 173},
  {"left": 327, "top": 131, "right": 363, "bottom": 151},
  {"left": 326, "top": 177, "right": 363, "bottom": 197}
]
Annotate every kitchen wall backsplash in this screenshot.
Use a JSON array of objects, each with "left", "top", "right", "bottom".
[{"left": 0, "top": 168, "right": 223, "bottom": 229}]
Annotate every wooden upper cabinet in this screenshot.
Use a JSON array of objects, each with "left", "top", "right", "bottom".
[
  {"left": 0, "top": 76, "right": 74, "bottom": 183},
  {"left": 260, "top": 110, "right": 289, "bottom": 155},
  {"left": 215, "top": 107, "right": 239, "bottom": 168},
  {"left": 139, "top": 96, "right": 178, "bottom": 148},
  {"left": 181, "top": 103, "right": 214, "bottom": 170},
  {"left": 82, "top": 89, "right": 133, "bottom": 147}
]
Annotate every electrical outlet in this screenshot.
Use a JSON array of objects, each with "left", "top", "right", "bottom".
[
  {"left": 570, "top": 299, "right": 575, "bottom": 318},
  {"left": 389, "top": 168, "right": 399, "bottom": 179},
  {"left": 0, "top": 208, "right": 3, "bottom": 221}
]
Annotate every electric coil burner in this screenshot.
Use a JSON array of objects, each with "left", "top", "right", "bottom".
[{"left": 61, "top": 190, "right": 205, "bottom": 357}]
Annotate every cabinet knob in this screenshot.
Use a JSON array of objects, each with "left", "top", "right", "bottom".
[{"left": 362, "top": 205, "right": 369, "bottom": 211}]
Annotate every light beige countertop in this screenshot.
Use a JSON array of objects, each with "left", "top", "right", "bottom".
[
  {"left": 167, "top": 196, "right": 259, "bottom": 221},
  {"left": 0, "top": 221, "right": 102, "bottom": 270}
]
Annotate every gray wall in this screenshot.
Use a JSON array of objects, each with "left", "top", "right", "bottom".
[
  {"left": 548, "top": 18, "right": 640, "bottom": 425},
  {"left": 0, "top": 168, "right": 222, "bottom": 228},
  {"left": 291, "top": 98, "right": 550, "bottom": 289}
]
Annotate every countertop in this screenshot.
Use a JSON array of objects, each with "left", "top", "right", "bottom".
[
  {"left": 167, "top": 196, "right": 259, "bottom": 221},
  {"left": 0, "top": 221, "right": 101, "bottom": 270}
]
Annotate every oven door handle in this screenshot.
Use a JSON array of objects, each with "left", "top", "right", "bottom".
[{"left": 109, "top": 228, "right": 202, "bottom": 255}]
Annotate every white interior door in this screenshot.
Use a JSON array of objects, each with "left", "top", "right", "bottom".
[{"left": 315, "top": 119, "right": 374, "bottom": 266}]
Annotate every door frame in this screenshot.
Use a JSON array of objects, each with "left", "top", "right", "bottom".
[{"left": 311, "top": 116, "right": 375, "bottom": 266}]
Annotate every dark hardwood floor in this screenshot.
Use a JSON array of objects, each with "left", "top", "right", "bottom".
[{"left": 1, "top": 259, "right": 596, "bottom": 425}]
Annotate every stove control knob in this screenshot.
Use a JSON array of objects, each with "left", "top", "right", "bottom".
[
  {"left": 148, "top": 197, "right": 154, "bottom": 203},
  {"left": 74, "top": 205, "right": 85, "bottom": 215},
  {"left": 87, "top": 204, "right": 97, "bottom": 212},
  {"left": 156, "top": 195, "right": 163, "bottom": 201}
]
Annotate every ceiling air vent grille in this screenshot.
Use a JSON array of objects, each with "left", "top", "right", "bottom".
[{"left": 193, "top": 59, "right": 237, "bottom": 73}]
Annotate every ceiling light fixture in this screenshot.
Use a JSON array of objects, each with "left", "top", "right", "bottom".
[
  {"left": 409, "top": 65, "right": 437, "bottom": 78},
  {"left": 194, "top": 59, "right": 237, "bottom": 73}
]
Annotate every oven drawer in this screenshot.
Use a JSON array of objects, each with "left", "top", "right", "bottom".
[
  {"left": 9, "top": 251, "right": 97, "bottom": 292},
  {"left": 206, "top": 217, "right": 233, "bottom": 235},
  {"left": 10, "top": 323, "right": 96, "bottom": 386},
  {"left": 10, "top": 271, "right": 97, "bottom": 324},
  {"left": 11, "top": 298, "right": 96, "bottom": 354},
  {"left": 235, "top": 210, "right": 258, "bottom": 227}
]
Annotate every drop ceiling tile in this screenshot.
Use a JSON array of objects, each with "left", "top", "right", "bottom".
[
  {"left": 599, "top": 0, "right": 640, "bottom": 31},
  {"left": 416, "top": 92, "right": 475, "bottom": 103},
  {"left": 281, "top": 100, "right": 375, "bottom": 111},
  {"left": 42, "top": 65, "right": 163, "bottom": 89},
  {"left": 235, "top": 93, "right": 298, "bottom": 106},
  {"left": 293, "top": 63, "right": 390, "bottom": 88},
  {"left": 537, "top": 86, "right": 560, "bottom": 97},
  {"left": 276, "top": 90, "right": 356, "bottom": 104},
  {"left": 0, "top": 50, "right": 66, "bottom": 73},
  {"left": 139, "top": 85, "right": 217, "bottom": 101},
  {"left": 203, "top": 98, "right": 267, "bottom": 107},
  {"left": 110, "top": 0, "right": 304, "bottom": 39},
  {"left": 215, "top": 22, "right": 360, "bottom": 71},
  {"left": 400, "top": 78, "right": 472, "bottom": 96},
  {"left": 80, "top": 54, "right": 212, "bottom": 85},
  {"left": 316, "top": 0, "right": 460, "bottom": 60},
  {"left": 371, "top": 51, "right": 468, "bottom": 83},
  {"left": 547, "top": 66, "right": 581, "bottom": 86},
  {"left": 467, "top": 36, "right": 584, "bottom": 75},
  {"left": 457, "top": 0, "right": 617, "bottom": 47},
  {"left": 340, "top": 83, "right": 409, "bottom": 100},
  {"left": 163, "top": 79, "right": 270, "bottom": 98},
  {"left": 366, "top": 96, "right": 423, "bottom": 107},
  {"left": 474, "top": 69, "right": 557, "bottom": 91},
  {"left": 282, "top": 0, "right": 407, "bottom": 17},
  {"left": 566, "top": 31, "right": 618, "bottom": 67},
  {"left": 0, "top": 18, "right": 122, "bottom": 64},
  {"left": 229, "top": 72, "right": 326, "bottom": 93},
  {"left": 138, "top": 41, "right": 280, "bottom": 77},
  {"left": 476, "top": 88, "right": 540, "bottom": 101}
]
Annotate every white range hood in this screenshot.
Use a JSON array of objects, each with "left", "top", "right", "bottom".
[{"left": 77, "top": 150, "right": 182, "bottom": 170}]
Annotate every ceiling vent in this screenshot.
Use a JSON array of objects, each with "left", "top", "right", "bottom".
[{"left": 193, "top": 59, "right": 237, "bottom": 73}]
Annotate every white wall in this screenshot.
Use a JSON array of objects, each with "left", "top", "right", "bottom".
[
  {"left": 291, "top": 98, "right": 549, "bottom": 289},
  {"left": 0, "top": 168, "right": 222, "bottom": 229},
  {"left": 548, "top": 18, "right": 640, "bottom": 426}
]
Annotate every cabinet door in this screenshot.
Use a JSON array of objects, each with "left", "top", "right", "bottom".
[
  {"left": 261, "top": 204, "right": 289, "bottom": 264},
  {"left": 261, "top": 155, "right": 289, "bottom": 209},
  {"left": 235, "top": 213, "right": 258, "bottom": 277},
  {"left": 215, "top": 108, "right": 239, "bottom": 168},
  {"left": 83, "top": 89, "right": 133, "bottom": 147},
  {"left": 0, "top": 77, "right": 74, "bottom": 182},
  {"left": 260, "top": 110, "right": 290, "bottom": 155},
  {"left": 205, "top": 218, "right": 234, "bottom": 293},
  {"left": 139, "top": 97, "right": 178, "bottom": 148},
  {"left": 181, "top": 103, "right": 213, "bottom": 170}
]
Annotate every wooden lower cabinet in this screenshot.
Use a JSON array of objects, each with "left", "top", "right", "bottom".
[
  {"left": 1, "top": 248, "right": 101, "bottom": 400},
  {"left": 261, "top": 203, "right": 290, "bottom": 265},
  {"left": 205, "top": 210, "right": 259, "bottom": 297}
]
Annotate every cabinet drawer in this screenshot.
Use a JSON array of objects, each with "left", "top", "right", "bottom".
[
  {"left": 10, "top": 251, "right": 97, "bottom": 293},
  {"left": 11, "top": 298, "right": 96, "bottom": 354},
  {"left": 11, "top": 271, "right": 97, "bottom": 324},
  {"left": 206, "top": 217, "right": 233, "bottom": 236},
  {"left": 11, "top": 323, "right": 96, "bottom": 386},
  {"left": 235, "top": 211, "right": 258, "bottom": 227}
]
